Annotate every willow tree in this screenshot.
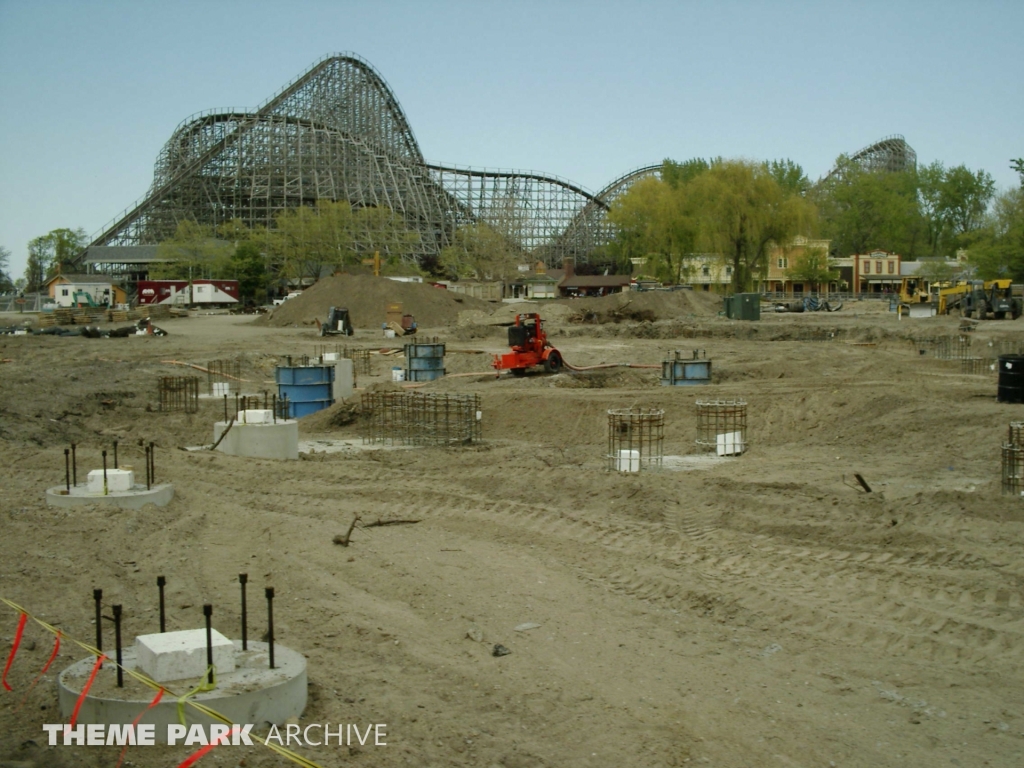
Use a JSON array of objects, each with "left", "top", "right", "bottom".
[{"left": 688, "top": 161, "right": 816, "bottom": 292}]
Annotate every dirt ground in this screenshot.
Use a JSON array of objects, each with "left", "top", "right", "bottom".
[{"left": 1, "top": 300, "right": 1023, "bottom": 768}]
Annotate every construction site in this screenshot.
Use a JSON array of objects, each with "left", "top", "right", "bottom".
[{"left": 2, "top": 278, "right": 1024, "bottom": 768}]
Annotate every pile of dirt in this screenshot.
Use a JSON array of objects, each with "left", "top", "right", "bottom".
[
  {"left": 260, "top": 274, "right": 493, "bottom": 329},
  {"left": 557, "top": 289, "right": 721, "bottom": 323}
]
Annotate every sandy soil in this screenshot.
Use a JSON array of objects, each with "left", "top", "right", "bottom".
[{"left": 1, "top": 302, "right": 1023, "bottom": 768}]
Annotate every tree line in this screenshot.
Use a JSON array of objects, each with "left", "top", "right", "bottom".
[{"left": 607, "top": 155, "right": 1024, "bottom": 291}]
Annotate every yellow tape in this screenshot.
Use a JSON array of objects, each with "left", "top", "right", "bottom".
[
  {"left": 177, "top": 665, "right": 217, "bottom": 726},
  {"left": 0, "top": 596, "right": 326, "bottom": 768}
]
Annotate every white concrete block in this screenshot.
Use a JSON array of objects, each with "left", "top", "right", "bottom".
[
  {"left": 322, "top": 352, "right": 339, "bottom": 362},
  {"left": 212, "top": 382, "right": 231, "bottom": 397},
  {"left": 240, "top": 409, "right": 274, "bottom": 424},
  {"left": 615, "top": 449, "right": 640, "bottom": 472},
  {"left": 135, "top": 628, "right": 236, "bottom": 683},
  {"left": 86, "top": 468, "right": 134, "bottom": 494},
  {"left": 716, "top": 431, "right": 745, "bottom": 456}
]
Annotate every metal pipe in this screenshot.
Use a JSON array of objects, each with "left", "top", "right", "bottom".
[
  {"left": 149, "top": 442, "right": 155, "bottom": 484},
  {"left": 113, "top": 605, "right": 123, "bottom": 688},
  {"left": 64, "top": 449, "right": 70, "bottom": 492},
  {"left": 223, "top": 394, "right": 228, "bottom": 423},
  {"left": 273, "top": 394, "right": 277, "bottom": 423},
  {"left": 203, "top": 604, "right": 214, "bottom": 685},
  {"left": 234, "top": 392, "right": 239, "bottom": 419},
  {"left": 93, "top": 588, "right": 102, "bottom": 656},
  {"left": 157, "top": 576, "right": 166, "bottom": 632},
  {"left": 239, "top": 574, "right": 248, "bottom": 651},
  {"left": 71, "top": 443, "right": 77, "bottom": 487},
  {"left": 113, "top": 441, "right": 118, "bottom": 469},
  {"left": 265, "top": 587, "right": 275, "bottom": 669}
]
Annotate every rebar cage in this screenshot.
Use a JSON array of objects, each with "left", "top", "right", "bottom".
[
  {"left": 961, "top": 357, "right": 994, "bottom": 376},
  {"left": 158, "top": 376, "right": 199, "bottom": 413},
  {"left": 914, "top": 335, "right": 974, "bottom": 360},
  {"left": 1009, "top": 422, "right": 1024, "bottom": 448},
  {"left": 1001, "top": 443, "right": 1024, "bottom": 496},
  {"left": 695, "top": 400, "right": 748, "bottom": 456},
  {"left": 361, "top": 392, "right": 481, "bottom": 446},
  {"left": 207, "top": 359, "right": 242, "bottom": 395},
  {"left": 606, "top": 408, "right": 664, "bottom": 472}
]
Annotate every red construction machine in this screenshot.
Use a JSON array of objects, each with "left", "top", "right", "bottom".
[{"left": 492, "top": 313, "right": 563, "bottom": 376}]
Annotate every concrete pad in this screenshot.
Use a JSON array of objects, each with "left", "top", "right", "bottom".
[
  {"left": 214, "top": 419, "right": 298, "bottom": 460},
  {"left": 46, "top": 483, "right": 174, "bottom": 509},
  {"left": 135, "top": 628, "right": 235, "bottom": 683}
]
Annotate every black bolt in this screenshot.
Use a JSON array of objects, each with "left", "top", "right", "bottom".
[
  {"left": 92, "top": 589, "right": 102, "bottom": 656},
  {"left": 265, "top": 587, "right": 275, "bottom": 669},
  {"left": 203, "top": 604, "right": 214, "bottom": 686},
  {"left": 71, "top": 443, "right": 77, "bottom": 487},
  {"left": 64, "top": 449, "right": 70, "bottom": 492},
  {"left": 113, "top": 441, "right": 118, "bottom": 469},
  {"left": 157, "top": 576, "right": 166, "bottom": 632},
  {"left": 239, "top": 574, "right": 248, "bottom": 651}
]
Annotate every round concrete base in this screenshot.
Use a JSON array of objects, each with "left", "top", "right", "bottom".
[
  {"left": 57, "top": 641, "right": 306, "bottom": 741},
  {"left": 46, "top": 483, "right": 174, "bottom": 509},
  {"left": 213, "top": 419, "right": 299, "bottom": 460}
]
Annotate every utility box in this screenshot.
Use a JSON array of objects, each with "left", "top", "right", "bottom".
[{"left": 725, "top": 293, "right": 760, "bottom": 321}]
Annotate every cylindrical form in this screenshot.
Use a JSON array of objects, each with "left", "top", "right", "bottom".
[
  {"left": 113, "top": 605, "right": 123, "bottom": 688},
  {"left": 93, "top": 589, "right": 103, "bottom": 654},
  {"left": 203, "top": 605, "right": 214, "bottom": 685},
  {"left": 157, "top": 576, "right": 166, "bottom": 633},
  {"left": 64, "top": 449, "right": 70, "bottom": 492},
  {"left": 265, "top": 587, "right": 275, "bottom": 670},
  {"left": 1009, "top": 422, "right": 1024, "bottom": 448},
  {"left": 1001, "top": 443, "right": 1024, "bottom": 496},
  {"left": 404, "top": 342, "right": 446, "bottom": 382},
  {"left": 998, "top": 355, "right": 1024, "bottom": 403},
  {"left": 696, "top": 400, "right": 748, "bottom": 456},
  {"left": 606, "top": 408, "right": 665, "bottom": 472},
  {"left": 275, "top": 364, "right": 335, "bottom": 417},
  {"left": 661, "top": 349, "right": 712, "bottom": 386},
  {"left": 239, "top": 574, "right": 248, "bottom": 651}
]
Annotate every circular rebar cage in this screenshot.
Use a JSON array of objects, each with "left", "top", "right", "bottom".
[
  {"left": 1009, "top": 422, "right": 1024, "bottom": 448},
  {"left": 1001, "top": 443, "right": 1024, "bottom": 496},
  {"left": 606, "top": 408, "right": 664, "bottom": 472},
  {"left": 206, "top": 359, "right": 242, "bottom": 395},
  {"left": 695, "top": 400, "right": 747, "bottom": 455},
  {"left": 157, "top": 376, "right": 199, "bottom": 413}
]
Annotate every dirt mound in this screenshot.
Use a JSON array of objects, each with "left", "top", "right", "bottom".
[
  {"left": 556, "top": 289, "right": 721, "bottom": 323},
  {"left": 260, "top": 274, "right": 493, "bottom": 329}
]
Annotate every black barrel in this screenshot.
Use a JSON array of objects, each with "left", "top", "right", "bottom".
[{"left": 998, "top": 355, "right": 1024, "bottom": 403}]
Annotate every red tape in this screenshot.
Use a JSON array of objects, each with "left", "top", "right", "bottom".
[
  {"left": 15, "top": 630, "right": 62, "bottom": 711},
  {"left": 116, "top": 687, "right": 165, "bottom": 768},
  {"left": 2, "top": 612, "right": 28, "bottom": 691},
  {"left": 69, "top": 654, "right": 106, "bottom": 727},
  {"left": 176, "top": 725, "right": 239, "bottom": 768}
]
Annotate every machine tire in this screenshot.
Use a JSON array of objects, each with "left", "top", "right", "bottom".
[
  {"left": 319, "top": 323, "right": 329, "bottom": 337},
  {"left": 995, "top": 311, "right": 1006, "bottom": 320},
  {"left": 510, "top": 368, "right": 527, "bottom": 377},
  {"left": 976, "top": 300, "right": 987, "bottom": 321},
  {"left": 544, "top": 351, "right": 563, "bottom": 373}
]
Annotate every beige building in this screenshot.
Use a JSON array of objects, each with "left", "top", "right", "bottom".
[{"left": 765, "top": 236, "right": 836, "bottom": 294}]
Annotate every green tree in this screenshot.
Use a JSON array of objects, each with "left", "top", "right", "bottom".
[
  {"left": 228, "top": 240, "right": 269, "bottom": 304},
  {"left": 815, "top": 155, "right": 922, "bottom": 258},
  {"left": 786, "top": 247, "right": 837, "bottom": 292},
  {"left": 916, "top": 161, "right": 949, "bottom": 257},
  {"left": 915, "top": 257, "right": 958, "bottom": 285},
  {"left": 968, "top": 187, "right": 1024, "bottom": 281},
  {"left": 1011, "top": 158, "right": 1024, "bottom": 188},
  {"left": 440, "top": 223, "right": 519, "bottom": 281},
  {"left": 23, "top": 227, "right": 89, "bottom": 291},
  {"left": 0, "top": 246, "right": 13, "bottom": 292},
  {"left": 939, "top": 164, "right": 996, "bottom": 240},
  {"left": 153, "top": 220, "right": 232, "bottom": 280},
  {"left": 266, "top": 201, "right": 355, "bottom": 283},
  {"left": 687, "top": 160, "right": 816, "bottom": 291},
  {"left": 661, "top": 157, "right": 717, "bottom": 189},
  {"left": 765, "top": 159, "right": 811, "bottom": 196}
]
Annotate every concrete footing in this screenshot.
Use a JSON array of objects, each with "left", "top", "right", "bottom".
[
  {"left": 46, "top": 483, "right": 174, "bottom": 509},
  {"left": 213, "top": 419, "right": 299, "bottom": 460},
  {"left": 57, "top": 641, "right": 306, "bottom": 741}
]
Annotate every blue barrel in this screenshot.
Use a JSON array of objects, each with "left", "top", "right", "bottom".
[
  {"left": 275, "top": 364, "right": 335, "bottom": 417},
  {"left": 405, "top": 343, "right": 445, "bottom": 383},
  {"left": 661, "top": 359, "right": 711, "bottom": 386}
]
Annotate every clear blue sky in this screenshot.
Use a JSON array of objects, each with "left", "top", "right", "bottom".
[{"left": 1, "top": 0, "right": 1021, "bottom": 279}]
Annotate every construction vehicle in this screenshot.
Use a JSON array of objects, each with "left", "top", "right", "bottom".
[
  {"left": 319, "top": 306, "right": 354, "bottom": 336},
  {"left": 492, "top": 313, "right": 563, "bottom": 376},
  {"left": 938, "top": 280, "right": 1021, "bottom": 320}
]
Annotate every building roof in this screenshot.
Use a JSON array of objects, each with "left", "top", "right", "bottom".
[
  {"left": 85, "top": 245, "right": 164, "bottom": 265},
  {"left": 44, "top": 273, "right": 118, "bottom": 287}
]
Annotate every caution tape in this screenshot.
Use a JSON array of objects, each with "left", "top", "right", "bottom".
[{"left": 1, "top": 597, "right": 327, "bottom": 768}]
